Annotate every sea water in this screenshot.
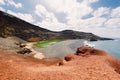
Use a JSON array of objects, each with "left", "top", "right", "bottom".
[{"left": 87, "top": 39, "right": 120, "bottom": 59}]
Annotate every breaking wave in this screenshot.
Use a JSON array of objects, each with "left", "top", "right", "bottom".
[{"left": 84, "top": 40, "right": 95, "bottom": 47}]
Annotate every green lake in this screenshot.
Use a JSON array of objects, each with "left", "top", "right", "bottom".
[{"left": 34, "top": 39, "right": 63, "bottom": 48}]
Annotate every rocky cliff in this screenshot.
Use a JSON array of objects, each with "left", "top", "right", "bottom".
[{"left": 0, "top": 11, "right": 113, "bottom": 42}]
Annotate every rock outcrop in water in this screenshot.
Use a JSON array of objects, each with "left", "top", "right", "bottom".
[{"left": 0, "top": 11, "right": 113, "bottom": 42}]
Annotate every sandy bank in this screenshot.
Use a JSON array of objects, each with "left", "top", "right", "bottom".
[
  {"left": 0, "top": 46, "right": 120, "bottom": 80},
  {"left": 35, "top": 39, "right": 84, "bottom": 58}
]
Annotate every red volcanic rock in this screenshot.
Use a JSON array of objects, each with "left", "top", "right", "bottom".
[
  {"left": 75, "top": 46, "right": 107, "bottom": 56},
  {"left": 64, "top": 54, "right": 75, "bottom": 61},
  {"left": 107, "top": 57, "right": 120, "bottom": 74},
  {"left": 58, "top": 60, "right": 66, "bottom": 66},
  {"left": 0, "top": 47, "right": 120, "bottom": 80}
]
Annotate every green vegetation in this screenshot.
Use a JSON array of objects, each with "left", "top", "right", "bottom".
[{"left": 34, "top": 39, "right": 63, "bottom": 48}]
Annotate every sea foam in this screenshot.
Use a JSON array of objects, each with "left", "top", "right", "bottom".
[{"left": 84, "top": 40, "right": 95, "bottom": 47}]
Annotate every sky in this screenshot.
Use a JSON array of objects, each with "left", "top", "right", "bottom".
[{"left": 0, "top": 0, "right": 120, "bottom": 38}]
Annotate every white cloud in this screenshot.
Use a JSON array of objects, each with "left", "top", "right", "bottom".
[
  {"left": 35, "top": 5, "right": 57, "bottom": 22},
  {"left": 43, "top": 0, "right": 93, "bottom": 22},
  {"left": 35, "top": 4, "right": 68, "bottom": 31},
  {"left": 0, "top": 0, "right": 5, "bottom": 5},
  {"left": 92, "top": 7, "right": 110, "bottom": 17},
  {"left": 105, "top": 18, "right": 120, "bottom": 28},
  {"left": 6, "top": 0, "right": 23, "bottom": 8},
  {"left": 80, "top": 27, "right": 120, "bottom": 38},
  {"left": 111, "top": 7, "right": 120, "bottom": 18},
  {"left": 87, "top": 0, "right": 99, "bottom": 3},
  {"left": 35, "top": 0, "right": 105, "bottom": 31},
  {"left": 35, "top": 0, "right": 95, "bottom": 28},
  {"left": 7, "top": 10, "right": 34, "bottom": 23},
  {"left": 34, "top": 0, "right": 120, "bottom": 37},
  {"left": 80, "top": 17, "right": 107, "bottom": 28},
  {"left": 36, "top": 21, "right": 68, "bottom": 31},
  {"left": 103, "top": 7, "right": 120, "bottom": 29},
  {"left": 0, "top": 6, "right": 5, "bottom": 11}
]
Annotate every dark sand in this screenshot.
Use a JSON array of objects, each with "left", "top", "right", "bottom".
[{"left": 35, "top": 39, "right": 84, "bottom": 58}]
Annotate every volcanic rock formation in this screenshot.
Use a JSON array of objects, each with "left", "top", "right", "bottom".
[
  {"left": 0, "top": 11, "right": 113, "bottom": 42},
  {"left": 0, "top": 46, "right": 120, "bottom": 80}
]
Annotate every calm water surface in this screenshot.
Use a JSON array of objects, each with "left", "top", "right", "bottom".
[{"left": 88, "top": 39, "right": 120, "bottom": 59}]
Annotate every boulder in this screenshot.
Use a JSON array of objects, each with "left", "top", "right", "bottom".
[
  {"left": 75, "top": 46, "right": 107, "bottom": 56},
  {"left": 64, "top": 54, "right": 75, "bottom": 61}
]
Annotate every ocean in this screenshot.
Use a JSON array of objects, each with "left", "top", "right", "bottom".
[{"left": 87, "top": 39, "right": 120, "bottom": 60}]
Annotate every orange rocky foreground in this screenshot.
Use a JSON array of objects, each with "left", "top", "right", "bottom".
[{"left": 0, "top": 46, "right": 120, "bottom": 80}]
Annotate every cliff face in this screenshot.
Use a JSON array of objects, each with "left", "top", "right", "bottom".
[
  {"left": 0, "top": 11, "right": 55, "bottom": 41},
  {"left": 59, "top": 30, "right": 101, "bottom": 40},
  {"left": 0, "top": 11, "right": 113, "bottom": 41}
]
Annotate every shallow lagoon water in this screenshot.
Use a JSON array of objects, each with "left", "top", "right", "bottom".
[{"left": 34, "top": 39, "right": 63, "bottom": 48}]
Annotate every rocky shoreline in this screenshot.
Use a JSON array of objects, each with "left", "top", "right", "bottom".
[{"left": 0, "top": 46, "right": 120, "bottom": 80}]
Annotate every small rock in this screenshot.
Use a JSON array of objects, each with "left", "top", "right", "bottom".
[{"left": 64, "top": 54, "right": 74, "bottom": 61}]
